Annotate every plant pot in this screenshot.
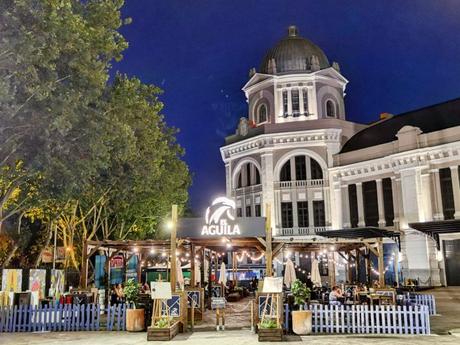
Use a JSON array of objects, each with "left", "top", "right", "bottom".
[
  {"left": 126, "top": 308, "right": 145, "bottom": 332},
  {"left": 258, "top": 327, "right": 283, "bottom": 342},
  {"left": 147, "top": 321, "right": 180, "bottom": 341},
  {"left": 292, "top": 310, "right": 312, "bottom": 335}
]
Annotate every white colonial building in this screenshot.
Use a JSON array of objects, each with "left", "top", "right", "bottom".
[{"left": 220, "top": 26, "right": 460, "bottom": 286}]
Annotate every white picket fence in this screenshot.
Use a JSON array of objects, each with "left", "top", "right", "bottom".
[
  {"left": 406, "top": 293, "right": 436, "bottom": 315},
  {"left": 306, "top": 304, "right": 430, "bottom": 335}
]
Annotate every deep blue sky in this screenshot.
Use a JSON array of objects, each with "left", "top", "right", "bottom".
[{"left": 114, "top": 0, "right": 460, "bottom": 214}]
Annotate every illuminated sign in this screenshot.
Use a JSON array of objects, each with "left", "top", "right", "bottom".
[{"left": 201, "top": 197, "right": 241, "bottom": 236}]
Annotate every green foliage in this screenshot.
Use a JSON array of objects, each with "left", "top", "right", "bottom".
[
  {"left": 0, "top": 0, "right": 191, "bottom": 266},
  {"left": 291, "top": 279, "right": 311, "bottom": 306},
  {"left": 123, "top": 278, "right": 140, "bottom": 307},
  {"left": 154, "top": 317, "right": 172, "bottom": 328},
  {"left": 259, "top": 319, "right": 278, "bottom": 329}
]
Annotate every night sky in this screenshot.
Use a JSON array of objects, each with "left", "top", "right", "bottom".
[{"left": 114, "top": 0, "right": 460, "bottom": 214}]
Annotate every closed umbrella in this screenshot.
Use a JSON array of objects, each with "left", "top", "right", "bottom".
[
  {"left": 176, "top": 258, "right": 185, "bottom": 291},
  {"left": 195, "top": 261, "right": 201, "bottom": 285},
  {"left": 284, "top": 258, "right": 297, "bottom": 288},
  {"left": 218, "top": 262, "right": 227, "bottom": 286},
  {"left": 311, "top": 258, "right": 322, "bottom": 287}
]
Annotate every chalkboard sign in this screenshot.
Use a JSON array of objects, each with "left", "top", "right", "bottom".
[
  {"left": 162, "top": 294, "right": 181, "bottom": 317},
  {"left": 212, "top": 285, "right": 222, "bottom": 297},
  {"left": 187, "top": 290, "right": 200, "bottom": 308},
  {"left": 258, "top": 295, "right": 276, "bottom": 318}
]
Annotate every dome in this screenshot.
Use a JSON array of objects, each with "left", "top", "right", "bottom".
[{"left": 260, "top": 26, "right": 330, "bottom": 74}]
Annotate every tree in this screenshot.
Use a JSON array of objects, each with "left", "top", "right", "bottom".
[{"left": 0, "top": 1, "right": 191, "bottom": 269}]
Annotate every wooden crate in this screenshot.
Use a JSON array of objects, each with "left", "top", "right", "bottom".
[
  {"left": 147, "top": 321, "right": 180, "bottom": 341},
  {"left": 258, "top": 327, "right": 283, "bottom": 342}
]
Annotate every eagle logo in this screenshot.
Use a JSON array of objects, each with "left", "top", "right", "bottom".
[{"left": 205, "top": 197, "right": 236, "bottom": 225}]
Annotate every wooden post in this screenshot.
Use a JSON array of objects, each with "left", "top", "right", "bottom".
[
  {"left": 365, "top": 248, "right": 371, "bottom": 285},
  {"left": 232, "top": 251, "right": 237, "bottom": 286},
  {"left": 355, "top": 249, "right": 360, "bottom": 283},
  {"left": 265, "top": 204, "right": 272, "bottom": 277},
  {"left": 346, "top": 251, "right": 352, "bottom": 283},
  {"left": 170, "top": 205, "right": 178, "bottom": 292},
  {"left": 378, "top": 239, "right": 385, "bottom": 287},
  {"left": 80, "top": 240, "right": 88, "bottom": 288},
  {"left": 137, "top": 253, "right": 142, "bottom": 283},
  {"left": 190, "top": 244, "right": 196, "bottom": 287}
]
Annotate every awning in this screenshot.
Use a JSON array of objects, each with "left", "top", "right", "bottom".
[
  {"left": 317, "top": 227, "right": 401, "bottom": 249},
  {"left": 409, "top": 219, "right": 460, "bottom": 249}
]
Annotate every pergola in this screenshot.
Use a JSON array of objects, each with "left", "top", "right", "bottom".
[
  {"left": 80, "top": 205, "right": 274, "bottom": 291},
  {"left": 273, "top": 227, "right": 401, "bottom": 287},
  {"left": 409, "top": 219, "right": 460, "bottom": 249}
]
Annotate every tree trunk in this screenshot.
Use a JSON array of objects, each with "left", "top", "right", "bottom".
[{"left": 2, "top": 244, "right": 18, "bottom": 268}]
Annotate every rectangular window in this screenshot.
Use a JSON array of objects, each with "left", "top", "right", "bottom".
[
  {"left": 348, "top": 184, "right": 358, "bottom": 228},
  {"left": 440, "top": 168, "right": 455, "bottom": 220},
  {"left": 237, "top": 208, "right": 242, "bottom": 217},
  {"left": 255, "top": 204, "right": 261, "bottom": 217},
  {"left": 295, "top": 156, "right": 307, "bottom": 180},
  {"left": 313, "top": 200, "right": 325, "bottom": 227},
  {"left": 297, "top": 201, "right": 309, "bottom": 228},
  {"left": 291, "top": 89, "right": 300, "bottom": 116},
  {"left": 282, "top": 91, "right": 288, "bottom": 117},
  {"left": 382, "top": 178, "right": 394, "bottom": 226},
  {"left": 302, "top": 89, "right": 309, "bottom": 115},
  {"left": 363, "top": 181, "right": 378, "bottom": 227},
  {"left": 281, "top": 202, "right": 293, "bottom": 228},
  {"left": 245, "top": 205, "right": 252, "bottom": 217}
]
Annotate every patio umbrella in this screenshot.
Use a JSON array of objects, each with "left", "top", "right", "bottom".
[
  {"left": 284, "top": 258, "right": 297, "bottom": 288},
  {"left": 176, "top": 258, "right": 185, "bottom": 291},
  {"left": 218, "top": 262, "right": 227, "bottom": 286},
  {"left": 195, "top": 261, "right": 201, "bottom": 285},
  {"left": 311, "top": 258, "right": 322, "bottom": 287}
]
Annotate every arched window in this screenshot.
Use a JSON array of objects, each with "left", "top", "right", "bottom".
[
  {"left": 326, "top": 99, "right": 336, "bottom": 117},
  {"left": 280, "top": 161, "right": 291, "bottom": 181},
  {"left": 236, "top": 162, "right": 261, "bottom": 188},
  {"left": 258, "top": 104, "right": 267, "bottom": 123},
  {"left": 310, "top": 158, "right": 323, "bottom": 179}
]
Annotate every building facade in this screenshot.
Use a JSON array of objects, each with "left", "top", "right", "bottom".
[{"left": 220, "top": 26, "right": 460, "bottom": 286}]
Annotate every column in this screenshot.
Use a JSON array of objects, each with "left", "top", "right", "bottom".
[
  {"left": 299, "top": 88, "right": 305, "bottom": 115},
  {"left": 420, "top": 172, "right": 433, "bottom": 222},
  {"left": 450, "top": 166, "right": 460, "bottom": 219},
  {"left": 261, "top": 152, "right": 275, "bottom": 231},
  {"left": 276, "top": 88, "right": 283, "bottom": 118},
  {"left": 376, "top": 179, "right": 386, "bottom": 227},
  {"left": 287, "top": 89, "right": 293, "bottom": 115},
  {"left": 341, "top": 185, "right": 351, "bottom": 228},
  {"left": 431, "top": 169, "right": 444, "bottom": 220},
  {"left": 308, "top": 84, "right": 317, "bottom": 119},
  {"left": 225, "top": 163, "right": 232, "bottom": 197},
  {"left": 356, "top": 182, "right": 365, "bottom": 227},
  {"left": 391, "top": 177, "right": 400, "bottom": 228},
  {"left": 332, "top": 183, "right": 343, "bottom": 229}
]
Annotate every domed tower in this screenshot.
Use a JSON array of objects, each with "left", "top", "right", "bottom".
[
  {"left": 244, "top": 25, "right": 347, "bottom": 124},
  {"left": 221, "top": 26, "right": 366, "bottom": 240}
]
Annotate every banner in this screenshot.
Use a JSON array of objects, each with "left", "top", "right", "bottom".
[
  {"left": 50, "top": 269, "right": 65, "bottom": 299},
  {"left": 29, "top": 269, "right": 47, "bottom": 299},
  {"left": 1, "top": 269, "right": 22, "bottom": 293}
]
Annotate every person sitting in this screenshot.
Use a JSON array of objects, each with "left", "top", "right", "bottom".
[{"left": 329, "top": 286, "right": 343, "bottom": 305}]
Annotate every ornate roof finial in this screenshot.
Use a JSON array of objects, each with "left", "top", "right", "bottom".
[{"left": 288, "top": 25, "right": 298, "bottom": 37}]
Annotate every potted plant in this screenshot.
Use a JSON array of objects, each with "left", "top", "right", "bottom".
[
  {"left": 124, "top": 278, "right": 145, "bottom": 332},
  {"left": 258, "top": 318, "right": 283, "bottom": 342},
  {"left": 290, "top": 279, "right": 312, "bottom": 335}
]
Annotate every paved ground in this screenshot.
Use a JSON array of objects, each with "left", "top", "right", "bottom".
[
  {"left": 427, "top": 286, "right": 460, "bottom": 335},
  {"left": 1, "top": 330, "right": 459, "bottom": 345},
  {"left": 2, "top": 287, "right": 460, "bottom": 344}
]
